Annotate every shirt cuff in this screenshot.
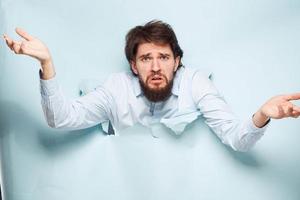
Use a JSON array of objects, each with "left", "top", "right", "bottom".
[
  {"left": 39, "top": 69, "right": 59, "bottom": 96},
  {"left": 247, "top": 117, "right": 270, "bottom": 134}
]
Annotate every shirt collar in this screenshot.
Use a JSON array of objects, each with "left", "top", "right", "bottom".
[{"left": 132, "top": 66, "right": 184, "bottom": 97}]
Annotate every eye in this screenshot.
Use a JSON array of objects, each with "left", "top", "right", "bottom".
[
  {"left": 160, "top": 55, "right": 169, "bottom": 61},
  {"left": 141, "top": 56, "right": 151, "bottom": 62}
]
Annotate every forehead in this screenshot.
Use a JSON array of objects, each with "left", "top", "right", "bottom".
[{"left": 136, "top": 42, "right": 173, "bottom": 56}]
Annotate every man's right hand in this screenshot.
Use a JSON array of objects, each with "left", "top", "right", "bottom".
[{"left": 3, "top": 28, "right": 55, "bottom": 80}]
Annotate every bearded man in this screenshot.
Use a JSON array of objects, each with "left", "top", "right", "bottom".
[{"left": 4, "top": 20, "right": 300, "bottom": 152}]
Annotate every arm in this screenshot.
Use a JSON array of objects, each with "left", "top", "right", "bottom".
[
  {"left": 192, "top": 73, "right": 269, "bottom": 152},
  {"left": 193, "top": 73, "right": 300, "bottom": 152},
  {"left": 40, "top": 76, "right": 112, "bottom": 129},
  {"left": 3, "top": 28, "right": 112, "bottom": 130}
]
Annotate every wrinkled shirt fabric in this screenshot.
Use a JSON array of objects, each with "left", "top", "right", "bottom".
[{"left": 40, "top": 67, "right": 268, "bottom": 151}]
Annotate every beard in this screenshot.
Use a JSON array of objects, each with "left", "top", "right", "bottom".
[{"left": 138, "top": 72, "right": 174, "bottom": 102}]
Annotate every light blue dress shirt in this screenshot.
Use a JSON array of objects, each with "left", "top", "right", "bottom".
[{"left": 40, "top": 66, "right": 268, "bottom": 152}]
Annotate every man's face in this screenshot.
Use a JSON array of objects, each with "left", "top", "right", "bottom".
[{"left": 131, "top": 42, "right": 180, "bottom": 102}]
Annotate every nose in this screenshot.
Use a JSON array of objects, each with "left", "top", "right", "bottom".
[{"left": 151, "top": 58, "right": 161, "bottom": 72}]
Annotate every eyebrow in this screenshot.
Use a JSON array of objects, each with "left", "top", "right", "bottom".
[
  {"left": 159, "top": 53, "right": 171, "bottom": 57},
  {"left": 138, "top": 53, "right": 151, "bottom": 59},
  {"left": 138, "top": 52, "right": 171, "bottom": 59}
]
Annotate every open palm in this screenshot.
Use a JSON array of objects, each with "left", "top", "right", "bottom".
[
  {"left": 261, "top": 93, "right": 300, "bottom": 119},
  {"left": 3, "top": 28, "right": 51, "bottom": 64}
]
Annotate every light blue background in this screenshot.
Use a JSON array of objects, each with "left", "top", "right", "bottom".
[{"left": 0, "top": 0, "right": 300, "bottom": 199}]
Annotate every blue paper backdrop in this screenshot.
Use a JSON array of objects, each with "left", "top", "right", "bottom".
[{"left": 0, "top": 0, "right": 300, "bottom": 200}]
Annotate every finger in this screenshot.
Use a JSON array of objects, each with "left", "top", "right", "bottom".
[
  {"left": 291, "top": 110, "right": 300, "bottom": 118},
  {"left": 278, "top": 105, "right": 285, "bottom": 118},
  {"left": 285, "top": 92, "right": 300, "bottom": 101},
  {"left": 285, "top": 105, "right": 293, "bottom": 117},
  {"left": 5, "top": 36, "right": 22, "bottom": 51},
  {"left": 3, "top": 34, "right": 14, "bottom": 50},
  {"left": 15, "top": 27, "right": 34, "bottom": 41},
  {"left": 278, "top": 102, "right": 293, "bottom": 118},
  {"left": 19, "top": 42, "right": 34, "bottom": 56},
  {"left": 3, "top": 34, "right": 9, "bottom": 42},
  {"left": 293, "top": 105, "right": 300, "bottom": 112},
  {"left": 12, "top": 42, "right": 21, "bottom": 54}
]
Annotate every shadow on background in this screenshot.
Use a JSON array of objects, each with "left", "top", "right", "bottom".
[{"left": 0, "top": 100, "right": 104, "bottom": 199}]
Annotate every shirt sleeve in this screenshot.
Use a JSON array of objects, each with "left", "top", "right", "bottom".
[
  {"left": 39, "top": 72, "right": 114, "bottom": 130},
  {"left": 192, "top": 72, "right": 269, "bottom": 152}
]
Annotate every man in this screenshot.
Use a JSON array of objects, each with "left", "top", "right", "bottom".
[{"left": 3, "top": 20, "right": 300, "bottom": 152}]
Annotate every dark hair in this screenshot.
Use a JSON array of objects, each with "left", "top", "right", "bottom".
[{"left": 125, "top": 20, "right": 184, "bottom": 74}]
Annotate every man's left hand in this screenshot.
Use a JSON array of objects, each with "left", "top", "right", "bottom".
[{"left": 253, "top": 93, "right": 300, "bottom": 128}]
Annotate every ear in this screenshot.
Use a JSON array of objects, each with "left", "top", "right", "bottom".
[
  {"left": 174, "top": 56, "right": 180, "bottom": 72},
  {"left": 130, "top": 61, "right": 138, "bottom": 75}
]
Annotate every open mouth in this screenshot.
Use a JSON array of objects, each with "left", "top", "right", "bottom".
[
  {"left": 150, "top": 76, "right": 163, "bottom": 83},
  {"left": 152, "top": 77, "right": 162, "bottom": 80}
]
